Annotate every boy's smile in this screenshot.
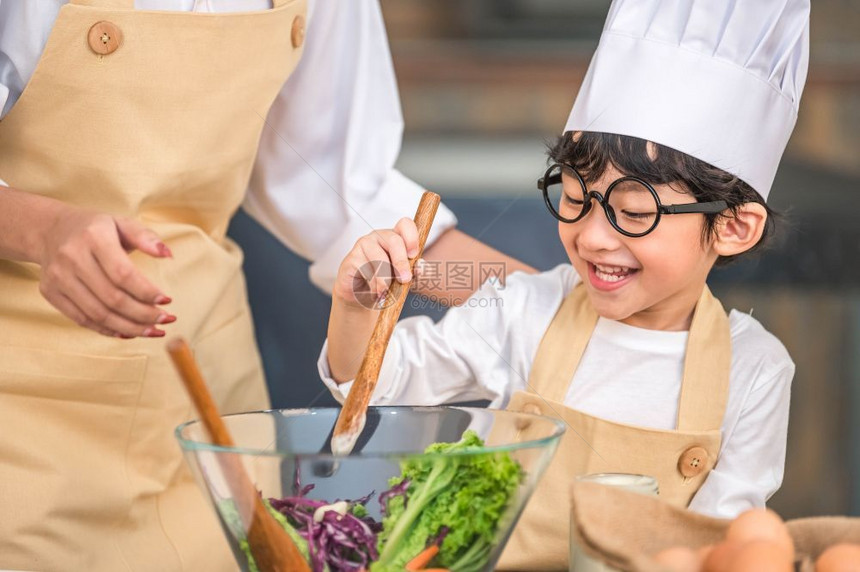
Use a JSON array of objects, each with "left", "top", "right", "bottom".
[
  {"left": 559, "top": 164, "right": 719, "bottom": 331},
  {"left": 588, "top": 262, "right": 640, "bottom": 289}
]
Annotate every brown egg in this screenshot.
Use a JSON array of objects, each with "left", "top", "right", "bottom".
[
  {"left": 816, "top": 543, "right": 860, "bottom": 572},
  {"left": 731, "top": 540, "right": 793, "bottom": 572},
  {"left": 653, "top": 546, "right": 702, "bottom": 572},
  {"left": 703, "top": 540, "right": 745, "bottom": 572},
  {"left": 726, "top": 508, "right": 795, "bottom": 560}
]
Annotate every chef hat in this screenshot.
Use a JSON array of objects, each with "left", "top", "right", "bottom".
[{"left": 565, "top": 0, "right": 810, "bottom": 200}]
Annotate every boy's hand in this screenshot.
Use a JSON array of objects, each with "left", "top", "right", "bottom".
[{"left": 333, "top": 218, "right": 420, "bottom": 309}]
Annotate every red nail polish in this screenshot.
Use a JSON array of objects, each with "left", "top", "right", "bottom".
[
  {"left": 154, "top": 295, "right": 172, "bottom": 305},
  {"left": 144, "top": 328, "right": 165, "bottom": 338},
  {"left": 157, "top": 314, "right": 177, "bottom": 325},
  {"left": 157, "top": 243, "right": 173, "bottom": 258}
]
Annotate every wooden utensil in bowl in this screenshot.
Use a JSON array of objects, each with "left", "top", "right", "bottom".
[
  {"left": 168, "top": 338, "right": 310, "bottom": 572},
  {"left": 331, "top": 191, "right": 441, "bottom": 456}
]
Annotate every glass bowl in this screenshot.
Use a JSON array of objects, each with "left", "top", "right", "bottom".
[{"left": 176, "top": 406, "right": 564, "bottom": 572}]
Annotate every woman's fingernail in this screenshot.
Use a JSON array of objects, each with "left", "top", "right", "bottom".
[
  {"left": 408, "top": 247, "right": 419, "bottom": 257},
  {"left": 154, "top": 295, "right": 172, "bottom": 305},
  {"left": 157, "top": 243, "right": 173, "bottom": 258},
  {"left": 156, "top": 313, "right": 176, "bottom": 325},
  {"left": 399, "top": 271, "right": 412, "bottom": 282},
  {"left": 144, "top": 327, "right": 165, "bottom": 338}
]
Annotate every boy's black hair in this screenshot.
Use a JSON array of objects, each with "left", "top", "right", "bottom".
[{"left": 548, "top": 131, "right": 777, "bottom": 266}]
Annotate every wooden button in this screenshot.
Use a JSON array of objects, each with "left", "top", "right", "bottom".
[
  {"left": 515, "top": 403, "right": 540, "bottom": 432},
  {"left": 678, "top": 446, "right": 709, "bottom": 478},
  {"left": 88, "top": 21, "right": 122, "bottom": 55},
  {"left": 291, "top": 15, "right": 306, "bottom": 48},
  {"left": 523, "top": 403, "right": 542, "bottom": 416},
  {"left": 514, "top": 416, "right": 531, "bottom": 432}
]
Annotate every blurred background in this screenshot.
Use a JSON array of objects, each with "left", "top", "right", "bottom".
[{"left": 229, "top": 1, "right": 860, "bottom": 520}]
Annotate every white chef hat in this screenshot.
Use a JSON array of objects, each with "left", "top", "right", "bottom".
[{"left": 564, "top": 0, "right": 810, "bottom": 200}]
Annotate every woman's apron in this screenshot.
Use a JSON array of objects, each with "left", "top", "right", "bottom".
[
  {"left": 499, "top": 284, "right": 732, "bottom": 570},
  {"left": 0, "top": 0, "right": 306, "bottom": 569}
]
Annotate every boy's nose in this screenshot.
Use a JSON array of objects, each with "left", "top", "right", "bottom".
[{"left": 574, "top": 203, "right": 622, "bottom": 253}]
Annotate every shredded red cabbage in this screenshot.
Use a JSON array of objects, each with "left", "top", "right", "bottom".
[
  {"left": 378, "top": 478, "right": 410, "bottom": 516},
  {"left": 268, "top": 467, "right": 381, "bottom": 572},
  {"left": 428, "top": 525, "right": 449, "bottom": 548}
]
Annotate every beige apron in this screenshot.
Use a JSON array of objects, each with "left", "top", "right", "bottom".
[
  {"left": 0, "top": 0, "right": 305, "bottom": 569},
  {"left": 498, "top": 284, "right": 732, "bottom": 570}
]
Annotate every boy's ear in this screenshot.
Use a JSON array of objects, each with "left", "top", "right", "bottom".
[{"left": 712, "top": 203, "right": 768, "bottom": 257}]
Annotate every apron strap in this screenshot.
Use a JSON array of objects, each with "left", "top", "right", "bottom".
[
  {"left": 70, "top": 0, "right": 293, "bottom": 9},
  {"left": 69, "top": 0, "right": 134, "bottom": 8},
  {"left": 526, "top": 284, "right": 598, "bottom": 403},
  {"left": 526, "top": 281, "right": 731, "bottom": 431},
  {"left": 675, "top": 286, "right": 732, "bottom": 432}
]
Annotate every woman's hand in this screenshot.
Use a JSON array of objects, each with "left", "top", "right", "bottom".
[
  {"left": 332, "top": 218, "right": 420, "bottom": 310},
  {"left": 38, "top": 207, "right": 175, "bottom": 338}
]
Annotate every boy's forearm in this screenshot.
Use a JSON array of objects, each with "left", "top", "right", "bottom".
[
  {"left": 417, "top": 229, "right": 536, "bottom": 305},
  {"left": 325, "top": 228, "right": 534, "bottom": 381},
  {"left": 327, "top": 298, "right": 378, "bottom": 383}
]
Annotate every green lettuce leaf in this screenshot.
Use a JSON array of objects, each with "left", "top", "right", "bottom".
[{"left": 372, "top": 430, "right": 522, "bottom": 571}]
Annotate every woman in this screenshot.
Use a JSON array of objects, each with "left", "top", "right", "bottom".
[{"left": 0, "top": 1, "right": 527, "bottom": 569}]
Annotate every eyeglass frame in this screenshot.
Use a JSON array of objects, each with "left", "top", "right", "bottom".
[{"left": 538, "top": 162, "right": 729, "bottom": 238}]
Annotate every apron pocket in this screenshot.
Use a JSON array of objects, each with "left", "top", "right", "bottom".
[
  {"left": 0, "top": 346, "right": 146, "bottom": 559},
  {"left": 0, "top": 345, "right": 147, "bottom": 399}
]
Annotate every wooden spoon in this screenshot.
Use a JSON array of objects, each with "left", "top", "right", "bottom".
[
  {"left": 331, "top": 191, "right": 441, "bottom": 456},
  {"left": 168, "top": 338, "right": 310, "bottom": 572}
]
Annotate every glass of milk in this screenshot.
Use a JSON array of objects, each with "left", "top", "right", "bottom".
[{"left": 569, "top": 473, "right": 659, "bottom": 572}]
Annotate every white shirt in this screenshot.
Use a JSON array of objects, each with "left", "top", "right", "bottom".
[
  {"left": 0, "top": 0, "right": 457, "bottom": 293},
  {"left": 319, "top": 264, "right": 795, "bottom": 518}
]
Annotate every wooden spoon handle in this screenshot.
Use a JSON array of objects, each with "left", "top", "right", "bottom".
[
  {"left": 169, "top": 339, "right": 236, "bottom": 447},
  {"left": 332, "top": 191, "right": 441, "bottom": 455},
  {"left": 168, "top": 338, "right": 310, "bottom": 572}
]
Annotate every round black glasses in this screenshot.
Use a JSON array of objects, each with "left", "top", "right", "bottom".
[{"left": 538, "top": 163, "right": 729, "bottom": 237}]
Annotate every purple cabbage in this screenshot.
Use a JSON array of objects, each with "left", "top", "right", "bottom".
[
  {"left": 268, "top": 469, "right": 381, "bottom": 572},
  {"left": 378, "top": 478, "right": 410, "bottom": 516},
  {"left": 428, "top": 526, "right": 450, "bottom": 549}
]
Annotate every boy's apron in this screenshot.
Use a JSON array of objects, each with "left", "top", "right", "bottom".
[
  {"left": 0, "top": 0, "right": 306, "bottom": 569},
  {"left": 499, "top": 284, "right": 731, "bottom": 570}
]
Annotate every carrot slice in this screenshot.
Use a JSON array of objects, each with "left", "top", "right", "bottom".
[{"left": 405, "top": 545, "right": 440, "bottom": 571}]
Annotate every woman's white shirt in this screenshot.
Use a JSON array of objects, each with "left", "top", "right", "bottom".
[
  {"left": 0, "top": 0, "right": 457, "bottom": 292},
  {"left": 318, "top": 264, "right": 795, "bottom": 518}
]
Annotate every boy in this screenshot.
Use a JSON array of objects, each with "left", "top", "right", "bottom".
[{"left": 320, "top": 0, "right": 808, "bottom": 568}]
